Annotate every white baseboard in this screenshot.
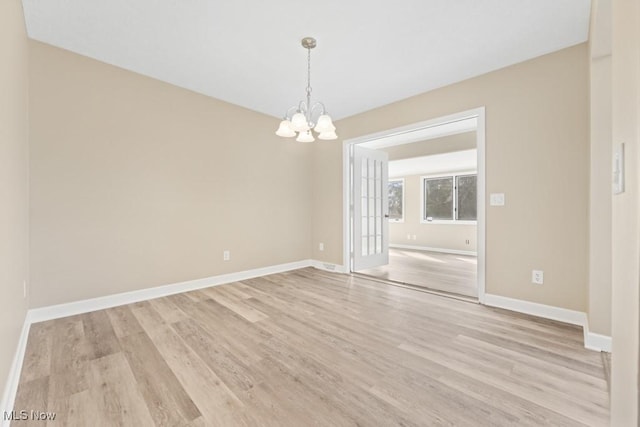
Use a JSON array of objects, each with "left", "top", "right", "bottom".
[
  {"left": 583, "top": 324, "right": 613, "bottom": 352},
  {"left": 484, "top": 293, "right": 587, "bottom": 325},
  {"left": 29, "top": 259, "right": 313, "bottom": 324},
  {"left": 389, "top": 243, "right": 477, "bottom": 256},
  {"left": 1, "top": 312, "right": 32, "bottom": 427},
  {"left": 484, "top": 293, "right": 611, "bottom": 352}
]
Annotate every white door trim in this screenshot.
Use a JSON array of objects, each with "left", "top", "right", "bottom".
[{"left": 342, "top": 107, "right": 486, "bottom": 303}]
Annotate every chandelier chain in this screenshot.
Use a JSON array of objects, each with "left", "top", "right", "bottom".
[
  {"left": 306, "top": 46, "right": 313, "bottom": 122},
  {"left": 307, "top": 47, "right": 312, "bottom": 95}
]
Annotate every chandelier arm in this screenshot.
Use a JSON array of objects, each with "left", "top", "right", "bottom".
[
  {"left": 310, "top": 102, "right": 327, "bottom": 116},
  {"left": 284, "top": 105, "right": 298, "bottom": 120}
]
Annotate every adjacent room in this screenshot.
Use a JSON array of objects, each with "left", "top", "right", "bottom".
[
  {"left": 355, "top": 126, "right": 480, "bottom": 299},
  {"left": 1, "top": 0, "right": 638, "bottom": 426}
]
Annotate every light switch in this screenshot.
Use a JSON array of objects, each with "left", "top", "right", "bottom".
[
  {"left": 490, "top": 193, "right": 505, "bottom": 206},
  {"left": 613, "top": 143, "right": 625, "bottom": 195}
]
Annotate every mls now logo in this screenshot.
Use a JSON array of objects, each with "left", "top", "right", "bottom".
[{"left": 4, "top": 410, "right": 56, "bottom": 421}]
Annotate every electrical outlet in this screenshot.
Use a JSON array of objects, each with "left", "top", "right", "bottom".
[
  {"left": 532, "top": 270, "right": 544, "bottom": 285},
  {"left": 319, "top": 243, "right": 324, "bottom": 251},
  {"left": 407, "top": 234, "right": 411, "bottom": 240},
  {"left": 223, "top": 250, "right": 230, "bottom": 261},
  {"left": 465, "top": 239, "right": 470, "bottom": 245}
]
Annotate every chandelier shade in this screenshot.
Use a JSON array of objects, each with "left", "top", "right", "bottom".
[
  {"left": 314, "top": 114, "right": 336, "bottom": 133},
  {"left": 318, "top": 131, "right": 338, "bottom": 141},
  {"left": 296, "top": 130, "right": 315, "bottom": 143},
  {"left": 290, "top": 112, "right": 310, "bottom": 132},
  {"left": 275, "top": 120, "right": 296, "bottom": 137},
  {"left": 275, "top": 37, "right": 338, "bottom": 142}
]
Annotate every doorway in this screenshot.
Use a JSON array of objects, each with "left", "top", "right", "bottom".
[{"left": 342, "top": 108, "right": 486, "bottom": 302}]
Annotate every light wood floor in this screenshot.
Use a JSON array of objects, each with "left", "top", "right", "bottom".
[
  {"left": 358, "top": 248, "right": 478, "bottom": 297},
  {"left": 13, "top": 268, "right": 609, "bottom": 426}
]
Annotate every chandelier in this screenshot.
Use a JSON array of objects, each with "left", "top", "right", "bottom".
[{"left": 275, "top": 37, "right": 338, "bottom": 142}]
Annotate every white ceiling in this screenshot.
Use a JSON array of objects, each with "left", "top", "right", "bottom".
[
  {"left": 389, "top": 149, "right": 477, "bottom": 177},
  {"left": 21, "top": 0, "right": 592, "bottom": 120}
]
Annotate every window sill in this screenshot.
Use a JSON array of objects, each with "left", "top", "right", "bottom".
[{"left": 420, "top": 220, "right": 477, "bottom": 225}]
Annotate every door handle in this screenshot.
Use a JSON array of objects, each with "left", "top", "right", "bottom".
[{"left": 384, "top": 214, "right": 389, "bottom": 218}]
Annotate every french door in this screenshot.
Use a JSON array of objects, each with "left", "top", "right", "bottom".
[{"left": 353, "top": 146, "right": 389, "bottom": 271}]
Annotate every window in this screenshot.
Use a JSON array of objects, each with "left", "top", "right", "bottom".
[
  {"left": 424, "top": 177, "right": 453, "bottom": 220},
  {"left": 456, "top": 174, "right": 477, "bottom": 220},
  {"left": 388, "top": 179, "right": 404, "bottom": 222},
  {"left": 423, "top": 173, "right": 477, "bottom": 222}
]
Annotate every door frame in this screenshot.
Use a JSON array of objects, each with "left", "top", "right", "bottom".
[{"left": 342, "top": 107, "right": 486, "bottom": 303}]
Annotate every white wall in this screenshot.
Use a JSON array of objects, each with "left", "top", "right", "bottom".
[
  {"left": 610, "top": 0, "right": 640, "bottom": 424},
  {"left": 0, "top": 0, "right": 29, "bottom": 407},
  {"left": 588, "top": 0, "right": 613, "bottom": 338}
]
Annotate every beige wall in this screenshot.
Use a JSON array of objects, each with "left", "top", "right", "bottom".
[
  {"left": 0, "top": 0, "right": 29, "bottom": 403},
  {"left": 610, "top": 0, "right": 639, "bottom": 424},
  {"left": 313, "top": 44, "right": 590, "bottom": 311},
  {"left": 388, "top": 174, "right": 477, "bottom": 252},
  {"left": 588, "top": 0, "right": 613, "bottom": 337},
  {"left": 383, "top": 132, "right": 476, "bottom": 161},
  {"left": 29, "top": 41, "right": 312, "bottom": 308}
]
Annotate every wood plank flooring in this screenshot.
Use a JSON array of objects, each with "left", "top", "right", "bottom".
[
  {"left": 12, "top": 268, "right": 609, "bottom": 426},
  {"left": 358, "top": 248, "right": 478, "bottom": 297}
]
